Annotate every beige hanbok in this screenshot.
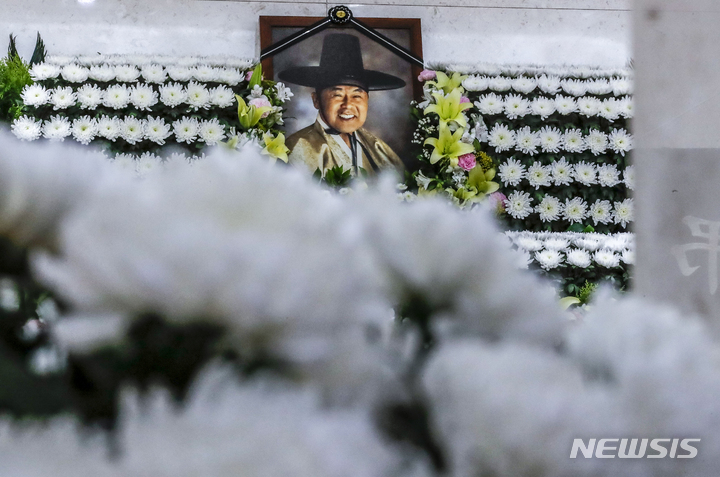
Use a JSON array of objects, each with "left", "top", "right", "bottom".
[{"left": 286, "top": 117, "right": 404, "bottom": 176}]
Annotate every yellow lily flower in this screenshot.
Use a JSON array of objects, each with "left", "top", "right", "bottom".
[
  {"left": 236, "top": 95, "right": 272, "bottom": 130},
  {"left": 261, "top": 132, "right": 290, "bottom": 163},
  {"left": 465, "top": 166, "right": 500, "bottom": 200},
  {"left": 429, "top": 71, "right": 468, "bottom": 95},
  {"left": 424, "top": 88, "right": 472, "bottom": 128},
  {"left": 423, "top": 123, "right": 475, "bottom": 164}
]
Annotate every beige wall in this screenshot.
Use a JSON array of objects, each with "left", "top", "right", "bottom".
[{"left": 2, "top": 0, "right": 630, "bottom": 67}]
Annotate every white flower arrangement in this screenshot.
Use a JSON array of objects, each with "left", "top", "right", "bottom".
[
  {"left": 506, "top": 231, "right": 635, "bottom": 269},
  {"left": 13, "top": 54, "right": 289, "bottom": 158}
]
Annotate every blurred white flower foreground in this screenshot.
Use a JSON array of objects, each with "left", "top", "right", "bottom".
[{"left": 1, "top": 129, "right": 719, "bottom": 476}]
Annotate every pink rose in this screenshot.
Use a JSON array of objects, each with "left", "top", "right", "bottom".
[
  {"left": 460, "top": 96, "right": 470, "bottom": 103},
  {"left": 457, "top": 153, "right": 477, "bottom": 171},
  {"left": 488, "top": 191, "right": 507, "bottom": 215},
  {"left": 417, "top": 69, "right": 437, "bottom": 82},
  {"left": 245, "top": 71, "right": 253, "bottom": 81},
  {"left": 249, "top": 97, "right": 272, "bottom": 117}
]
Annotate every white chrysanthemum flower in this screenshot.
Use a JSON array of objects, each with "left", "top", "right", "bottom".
[
  {"left": 551, "top": 157, "right": 573, "bottom": 186},
  {"left": 0, "top": 368, "right": 414, "bottom": 477},
  {"left": 504, "top": 191, "right": 533, "bottom": 219},
  {"left": 198, "top": 118, "right": 226, "bottom": 145},
  {"left": 608, "top": 128, "right": 633, "bottom": 156},
  {"left": 585, "top": 129, "right": 608, "bottom": 156},
  {"left": 159, "top": 83, "right": 187, "bottom": 108},
  {"left": 192, "top": 64, "right": 219, "bottom": 82},
  {"left": 120, "top": 116, "right": 145, "bottom": 145},
  {"left": 535, "top": 249, "right": 563, "bottom": 270},
  {"left": 621, "top": 248, "right": 635, "bottom": 265},
  {"left": 89, "top": 64, "right": 116, "bottom": 82},
  {"left": 21, "top": 84, "right": 50, "bottom": 107},
  {"left": 75, "top": 84, "right": 103, "bottom": 110},
  {"left": 603, "top": 236, "right": 630, "bottom": 251},
  {"left": 488, "top": 76, "right": 512, "bottom": 92},
  {"left": 599, "top": 98, "right": 621, "bottom": 121},
  {"left": 586, "top": 79, "right": 612, "bottom": 95},
  {"left": 566, "top": 249, "right": 591, "bottom": 268},
  {"left": 60, "top": 64, "right": 89, "bottom": 83},
  {"left": 50, "top": 87, "right": 76, "bottom": 110},
  {"left": 561, "top": 78, "right": 587, "bottom": 96},
  {"left": 186, "top": 81, "right": 211, "bottom": 110},
  {"left": 593, "top": 249, "right": 621, "bottom": 268},
  {"left": 488, "top": 123, "right": 515, "bottom": 152},
  {"left": 167, "top": 66, "right": 194, "bottom": 82},
  {"left": 77, "top": 54, "right": 103, "bottom": 65},
  {"left": 144, "top": 116, "right": 172, "bottom": 145},
  {"left": 173, "top": 117, "right": 200, "bottom": 144},
  {"left": 71, "top": 116, "right": 97, "bottom": 145},
  {"left": 511, "top": 76, "right": 537, "bottom": 94},
  {"left": 554, "top": 95, "right": 577, "bottom": 115},
  {"left": 597, "top": 164, "right": 621, "bottom": 187},
  {"left": 217, "top": 67, "right": 243, "bottom": 86},
  {"left": 514, "top": 236, "right": 543, "bottom": 252},
  {"left": 210, "top": 85, "right": 235, "bottom": 108},
  {"left": 504, "top": 94, "right": 530, "bottom": 119},
  {"left": 136, "top": 152, "right": 163, "bottom": 178},
  {"left": 613, "top": 198, "right": 634, "bottom": 228},
  {"left": 129, "top": 84, "right": 158, "bottom": 111},
  {"left": 623, "top": 165, "right": 635, "bottom": 190},
  {"left": 618, "top": 96, "right": 634, "bottom": 118},
  {"left": 538, "top": 126, "right": 562, "bottom": 153},
  {"left": 577, "top": 97, "right": 601, "bottom": 117},
  {"left": 589, "top": 200, "right": 613, "bottom": 225},
  {"left": 176, "top": 56, "right": 199, "bottom": 67},
  {"left": 611, "top": 77, "right": 633, "bottom": 96},
  {"left": 141, "top": 64, "right": 167, "bottom": 83},
  {"left": 474, "top": 93, "right": 504, "bottom": 115},
  {"left": 42, "top": 115, "right": 72, "bottom": 141},
  {"left": 537, "top": 74, "right": 561, "bottom": 94},
  {"left": 543, "top": 237, "right": 570, "bottom": 251},
  {"left": 462, "top": 75, "right": 488, "bottom": 92},
  {"left": 113, "top": 152, "right": 137, "bottom": 171},
  {"left": 530, "top": 96, "right": 555, "bottom": 119},
  {"left": 96, "top": 116, "right": 122, "bottom": 141},
  {"left": 514, "top": 126, "right": 539, "bottom": 155},
  {"left": 563, "top": 197, "right": 588, "bottom": 224},
  {"left": 562, "top": 128, "right": 586, "bottom": 153},
  {"left": 498, "top": 158, "right": 525, "bottom": 186},
  {"left": 29, "top": 63, "right": 61, "bottom": 81},
  {"left": 576, "top": 238, "right": 602, "bottom": 251},
  {"left": 526, "top": 162, "right": 552, "bottom": 189},
  {"left": 11, "top": 115, "right": 43, "bottom": 141},
  {"left": 45, "top": 55, "right": 74, "bottom": 65},
  {"left": 102, "top": 84, "right": 131, "bottom": 109},
  {"left": 536, "top": 196, "right": 563, "bottom": 222},
  {"left": 573, "top": 161, "right": 597, "bottom": 186},
  {"left": 114, "top": 64, "right": 141, "bottom": 82}
]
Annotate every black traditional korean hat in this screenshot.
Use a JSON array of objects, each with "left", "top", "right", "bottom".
[{"left": 278, "top": 33, "right": 406, "bottom": 91}]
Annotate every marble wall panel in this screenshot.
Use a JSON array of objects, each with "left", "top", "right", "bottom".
[
  {"left": 0, "top": 0, "right": 630, "bottom": 67},
  {"left": 344, "top": 3, "right": 630, "bottom": 66},
  {"left": 634, "top": 0, "right": 720, "bottom": 329}
]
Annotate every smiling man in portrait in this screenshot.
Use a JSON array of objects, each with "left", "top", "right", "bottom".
[{"left": 279, "top": 33, "right": 406, "bottom": 177}]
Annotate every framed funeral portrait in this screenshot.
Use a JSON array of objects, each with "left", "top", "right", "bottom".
[{"left": 260, "top": 15, "right": 423, "bottom": 171}]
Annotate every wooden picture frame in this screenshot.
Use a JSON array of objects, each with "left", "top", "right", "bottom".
[
  {"left": 259, "top": 16, "right": 423, "bottom": 167},
  {"left": 259, "top": 16, "right": 424, "bottom": 100}
]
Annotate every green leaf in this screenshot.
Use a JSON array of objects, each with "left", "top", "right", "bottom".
[
  {"left": 248, "top": 64, "right": 263, "bottom": 89},
  {"left": 29, "top": 33, "right": 46, "bottom": 66}
]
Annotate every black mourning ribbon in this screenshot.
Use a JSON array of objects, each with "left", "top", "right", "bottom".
[{"left": 324, "top": 126, "right": 379, "bottom": 173}]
